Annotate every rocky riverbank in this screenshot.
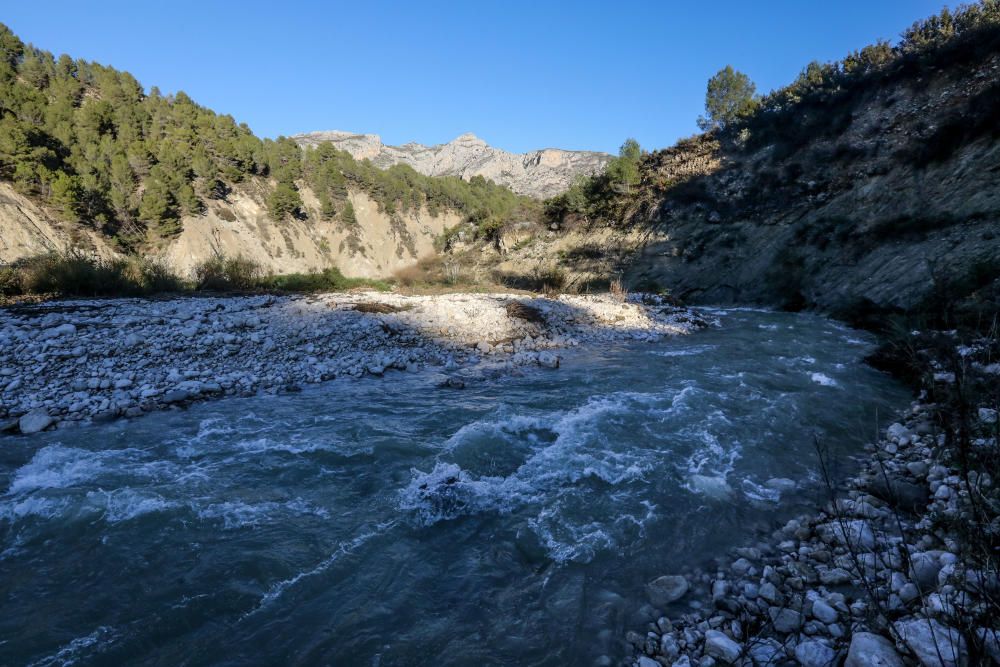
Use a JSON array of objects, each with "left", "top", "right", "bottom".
[
  {"left": 627, "top": 333, "right": 1000, "bottom": 666},
  {"left": 0, "top": 291, "right": 708, "bottom": 435}
]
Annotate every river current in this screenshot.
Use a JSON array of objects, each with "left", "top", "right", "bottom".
[{"left": 0, "top": 309, "right": 910, "bottom": 666}]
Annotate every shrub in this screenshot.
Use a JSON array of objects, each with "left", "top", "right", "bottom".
[
  {"left": 2, "top": 252, "right": 184, "bottom": 297},
  {"left": 194, "top": 255, "right": 263, "bottom": 291},
  {"left": 0, "top": 264, "right": 23, "bottom": 296},
  {"left": 264, "top": 267, "right": 389, "bottom": 293}
]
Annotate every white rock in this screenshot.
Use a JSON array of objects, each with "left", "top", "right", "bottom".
[
  {"left": 845, "top": 632, "right": 904, "bottom": 667},
  {"left": 646, "top": 575, "right": 689, "bottom": 606},
  {"left": 894, "top": 618, "right": 967, "bottom": 667},
  {"left": 811, "top": 598, "right": 838, "bottom": 624},
  {"left": 794, "top": 640, "right": 836, "bottom": 667},
  {"left": 19, "top": 409, "right": 54, "bottom": 434},
  {"left": 703, "top": 629, "right": 741, "bottom": 664}
]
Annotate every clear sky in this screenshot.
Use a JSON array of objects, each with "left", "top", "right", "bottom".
[{"left": 3, "top": 0, "right": 948, "bottom": 154}]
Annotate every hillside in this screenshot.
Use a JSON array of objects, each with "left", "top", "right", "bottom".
[
  {"left": 484, "top": 7, "right": 1000, "bottom": 326},
  {"left": 0, "top": 24, "right": 538, "bottom": 277},
  {"left": 292, "top": 130, "right": 612, "bottom": 199}
]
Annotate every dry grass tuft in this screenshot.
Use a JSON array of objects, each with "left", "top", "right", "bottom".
[{"left": 505, "top": 301, "right": 546, "bottom": 325}]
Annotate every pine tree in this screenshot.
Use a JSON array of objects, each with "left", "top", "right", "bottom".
[{"left": 698, "top": 66, "right": 758, "bottom": 131}]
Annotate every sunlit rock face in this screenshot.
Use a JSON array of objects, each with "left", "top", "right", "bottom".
[{"left": 292, "top": 130, "right": 612, "bottom": 199}]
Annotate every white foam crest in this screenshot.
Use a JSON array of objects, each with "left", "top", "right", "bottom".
[
  {"left": 440, "top": 411, "right": 550, "bottom": 452},
  {"left": 810, "top": 372, "right": 839, "bottom": 387},
  {"left": 7, "top": 445, "right": 182, "bottom": 496},
  {"left": 650, "top": 344, "right": 718, "bottom": 358},
  {"left": 193, "top": 498, "right": 330, "bottom": 529},
  {"left": 685, "top": 474, "right": 732, "bottom": 499},
  {"left": 26, "top": 625, "right": 117, "bottom": 667},
  {"left": 740, "top": 478, "right": 782, "bottom": 502},
  {"left": 231, "top": 437, "right": 341, "bottom": 455},
  {"left": 86, "top": 488, "right": 177, "bottom": 523},
  {"left": 398, "top": 462, "right": 537, "bottom": 524},
  {"left": 530, "top": 511, "right": 615, "bottom": 564},
  {"left": 406, "top": 391, "right": 670, "bottom": 520},
  {"left": 247, "top": 521, "right": 396, "bottom": 615},
  {"left": 8, "top": 445, "right": 107, "bottom": 494},
  {"left": 0, "top": 495, "right": 75, "bottom": 523}
]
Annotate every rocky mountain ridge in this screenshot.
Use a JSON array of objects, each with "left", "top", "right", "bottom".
[{"left": 292, "top": 131, "right": 611, "bottom": 199}]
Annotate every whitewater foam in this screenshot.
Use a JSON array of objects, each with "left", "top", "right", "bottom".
[{"left": 810, "top": 372, "right": 839, "bottom": 387}]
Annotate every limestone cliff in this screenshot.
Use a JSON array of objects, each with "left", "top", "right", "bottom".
[
  {"left": 292, "top": 131, "right": 611, "bottom": 199},
  {"left": 0, "top": 181, "right": 460, "bottom": 279}
]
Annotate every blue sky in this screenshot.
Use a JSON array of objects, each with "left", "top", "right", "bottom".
[{"left": 4, "top": 0, "right": 947, "bottom": 154}]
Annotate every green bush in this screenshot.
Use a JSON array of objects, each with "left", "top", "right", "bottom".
[
  {"left": 0, "top": 264, "right": 23, "bottom": 296},
  {"left": 264, "top": 267, "right": 389, "bottom": 292}
]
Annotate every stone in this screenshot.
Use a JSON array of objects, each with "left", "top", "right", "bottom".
[
  {"left": 910, "top": 553, "right": 944, "bottom": 591},
  {"left": 637, "top": 657, "right": 659, "bottom": 667},
  {"left": 977, "top": 628, "right": 1000, "bottom": 664},
  {"left": 163, "top": 389, "right": 191, "bottom": 404},
  {"left": 747, "top": 638, "right": 783, "bottom": 666},
  {"left": 768, "top": 607, "right": 803, "bottom": 633},
  {"left": 979, "top": 408, "right": 998, "bottom": 424},
  {"left": 647, "top": 575, "right": 690, "bottom": 606},
  {"left": 39, "top": 323, "right": 76, "bottom": 340},
  {"left": 811, "top": 598, "right": 838, "bottom": 624},
  {"left": 703, "top": 630, "right": 741, "bottom": 664},
  {"left": 18, "top": 409, "right": 54, "bottom": 434},
  {"left": 759, "top": 582, "right": 781, "bottom": 604},
  {"left": 794, "top": 640, "right": 836, "bottom": 666},
  {"left": 538, "top": 352, "right": 560, "bottom": 369},
  {"left": 817, "top": 520, "right": 876, "bottom": 551},
  {"left": 867, "top": 475, "right": 929, "bottom": 513},
  {"left": 894, "top": 618, "right": 967, "bottom": 667},
  {"left": 845, "top": 632, "right": 904, "bottom": 667},
  {"left": 819, "top": 567, "right": 853, "bottom": 585}
]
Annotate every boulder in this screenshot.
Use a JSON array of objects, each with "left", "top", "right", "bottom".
[
  {"left": 18, "top": 409, "right": 54, "bottom": 434},
  {"left": 867, "top": 475, "right": 929, "bottom": 513},
  {"left": 647, "top": 575, "right": 689, "bottom": 606},
  {"left": 703, "top": 630, "right": 741, "bottom": 664},
  {"left": 768, "top": 607, "right": 803, "bottom": 633},
  {"left": 794, "top": 640, "right": 836, "bottom": 666},
  {"left": 846, "top": 633, "right": 904, "bottom": 667},
  {"left": 909, "top": 553, "right": 943, "bottom": 591},
  {"left": 163, "top": 389, "right": 191, "bottom": 404},
  {"left": 811, "top": 598, "right": 838, "bottom": 624},
  {"left": 817, "top": 519, "right": 876, "bottom": 551},
  {"left": 894, "top": 618, "right": 967, "bottom": 667}
]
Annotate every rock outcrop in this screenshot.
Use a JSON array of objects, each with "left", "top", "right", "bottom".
[
  {"left": 618, "top": 51, "right": 1000, "bottom": 318},
  {"left": 0, "top": 181, "right": 460, "bottom": 279},
  {"left": 292, "top": 131, "right": 611, "bottom": 199}
]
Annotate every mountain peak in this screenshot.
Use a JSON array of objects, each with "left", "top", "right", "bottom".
[
  {"left": 452, "top": 132, "right": 486, "bottom": 145},
  {"left": 292, "top": 130, "right": 612, "bottom": 198}
]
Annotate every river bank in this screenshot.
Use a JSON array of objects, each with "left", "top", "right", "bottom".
[
  {"left": 627, "top": 332, "right": 1000, "bottom": 667},
  {"left": 0, "top": 291, "right": 708, "bottom": 435}
]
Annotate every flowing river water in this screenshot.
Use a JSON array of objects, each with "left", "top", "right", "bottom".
[{"left": 0, "top": 309, "right": 911, "bottom": 666}]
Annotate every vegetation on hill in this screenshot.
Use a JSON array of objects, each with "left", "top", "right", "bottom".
[
  {"left": 0, "top": 23, "right": 539, "bottom": 251},
  {"left": 546, "top": 0, "right": 1000, "bottom": 227},
  {"left": 0, "top": 251, "right": 389, "bottom": 300}
]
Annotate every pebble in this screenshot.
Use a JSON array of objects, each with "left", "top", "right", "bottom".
[{"left": 0, "top": 293, "right": 707, "bottom": 434}]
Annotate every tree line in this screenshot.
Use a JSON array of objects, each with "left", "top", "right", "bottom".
[{"left": 0, "top": 23, "right": 538, "bottom": 250}]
